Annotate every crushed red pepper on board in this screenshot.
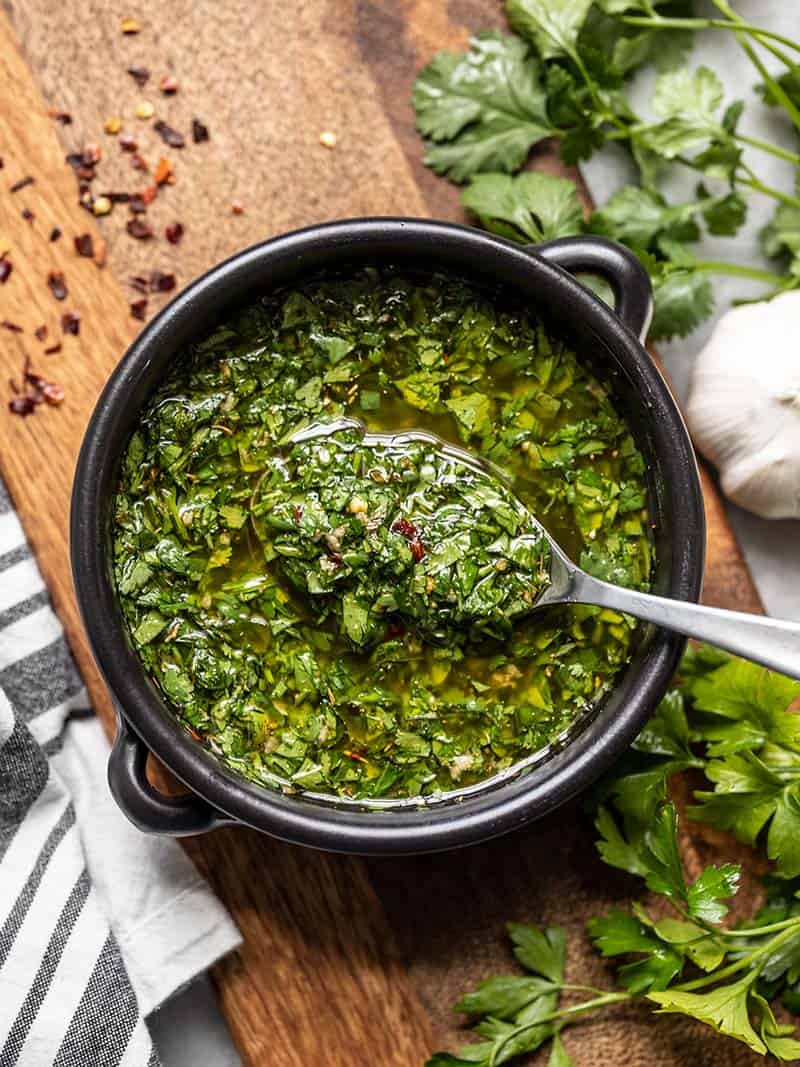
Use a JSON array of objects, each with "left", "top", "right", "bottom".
[
  {"left": 130, "top": 298, "right": 148, "bottom": 320},
  {"left": 126, "top": 218, "right": 153, "bottom": 240},
  {"left": 47, "top": 109, "right": 73, "bottom": 125},
  {"left": 49, "top": 227, "right": 62, "bottom": 242},
  {"left": 74, "top": 233, "right": 94, "bottom": 258},
  {"left": 119, "top": 133, "right": 138, "bottom": 152},
  {"left": 149, "top": 270, "right": 176, "bottom": 292},
  {"left": 159, "top": 75, "right": 179, "bottom": 95},
  {"left": 10, "top": 176, "right": 34, "bottom": 194},
  {"left": 0, "top": 258, "right": 12, "bottom": 284},
  {"left": 127, "top": 65, "right": 150, "bottom": 87},
  {"left": 191, "top": 118, "right": 209, "bottom": 143},
  {"left": 47, "top": 271, "right": 68, "bottom": 300},
  {"left": 130, "top": 275, "right": 149, "bottom": 293},
  {"left": 44, "top": 343, "right": 62, "bottom": 356},
  {"left": 94, "top": 238, "right": 108, "bottom": 267},
  {"left": 2, "top": 321, "right": 23, "bottom": 333},
  {"left": 165, "top": 222, "right": 184, "bottom": 244},
  {"left": 154, "top": 121, "right": 185, "bottom": 149},
  {"left": 34, "top": 326, "right": 48, "bottom": 342},
  {"left": 129, "top": 194, "right": 147, "bottom": 214},
  {"left": 130, "top": 153, "right": 148, "bottom": 171},
  {"left": 231, "top": 201, "right": 244, "bottom": 215},
  {"left": 21, "top": 209, "right": 34, "bottom": 223},
  {"left": 8, "top": 357, "right": 64, "bottom": 416},
  {"left": 154, "top": 157, "right": 172, "bottom": 185},
  {"left": 61, "top": 311, "right": 80, "bottom": 336}
]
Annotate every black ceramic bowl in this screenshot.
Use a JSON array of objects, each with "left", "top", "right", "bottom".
[{"left": 70, "top": 219, "right": 705, "bottom": 855}]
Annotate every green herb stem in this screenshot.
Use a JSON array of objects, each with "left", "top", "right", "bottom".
[
  {"left": 487, "top": 993, "right": 631, "bottom": 1067},
  {"left": 735, "top": 132, "right": 800, "bottom": 166},
  {"left": 692, "top": 261, "right": 789, "bottom": 285},
  {"left": 721, "top": 916, "right": 800, "bottom": 939},
  {"left": 619, "top": 15, "right": 800, "bottom": 56},
  {"left": 673, "top": 925, "right": 800, "bottom": 992},
  {"left": 739, "top": 175, "right": 800, "bottom": 210},
  {"left": 735, "top": 35, "right": 800, "bottom": 133},
  {"left": 709, "top": 0, "right": 800, "bottom": 73}
]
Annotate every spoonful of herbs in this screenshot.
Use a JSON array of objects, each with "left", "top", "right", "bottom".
[{"left": 252, "top": 419, "right": 800, "bottom": 678}]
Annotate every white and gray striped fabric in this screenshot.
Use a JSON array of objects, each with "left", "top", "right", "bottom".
[{"left": 0, "top": 481, "right": 240, "bottom": 1066}]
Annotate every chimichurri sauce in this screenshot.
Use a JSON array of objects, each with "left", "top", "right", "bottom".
[{"left": 113, "top": 271, "right": 653, "bottom": 801}]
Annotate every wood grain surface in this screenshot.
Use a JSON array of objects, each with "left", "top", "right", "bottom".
[{"left": 0, "top": 1, "right": 768, "bottom": 1064}]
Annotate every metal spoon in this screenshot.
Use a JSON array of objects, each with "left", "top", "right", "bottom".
[{"left": 286, "top": 419, "right": 800, "bottom": 679}]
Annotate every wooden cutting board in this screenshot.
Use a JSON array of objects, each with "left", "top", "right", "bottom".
[{"left": 0, "top": 2, "right": 768, "bottom": 1064}]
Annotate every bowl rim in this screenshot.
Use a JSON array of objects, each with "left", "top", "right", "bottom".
[{"left": 70, "top": 217, "right": 705, "bottom": 854}]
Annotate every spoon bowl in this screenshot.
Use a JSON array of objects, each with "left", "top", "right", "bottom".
[{"left": 287, "top": 419, "right": 800, "bottom": 679}]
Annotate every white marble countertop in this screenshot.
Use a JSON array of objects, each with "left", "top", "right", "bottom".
[{"left": 150, "top": 3, "right": 800, "bottom": 1062}]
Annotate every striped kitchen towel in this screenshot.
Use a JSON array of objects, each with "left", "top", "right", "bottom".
[{"left": 0, "top": 480, "right": 241, "bottom": 1067}]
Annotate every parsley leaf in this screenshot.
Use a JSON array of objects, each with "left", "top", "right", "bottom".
[
  {"left": 506, "top": 0, "right": 593, "bottom": 60},
  {"left": 648, "top": 973, "right": 766, "bottom": 1055},
  {"left": 462, "top": 172, "right": 584, "bottom": 242},
  {"left": 413, "top": 33, "right": 552, "bottom": 182}
]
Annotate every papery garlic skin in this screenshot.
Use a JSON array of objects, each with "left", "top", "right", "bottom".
[{"left": 686, "top": 290, "right": 800, "bottom": 520}]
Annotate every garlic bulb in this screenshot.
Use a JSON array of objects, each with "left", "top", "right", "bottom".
[{"left": 686, "top": 290, "right": 800, "bottom": 519}]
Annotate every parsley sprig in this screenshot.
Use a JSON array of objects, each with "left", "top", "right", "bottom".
[
  {"left": 412, "top": 1, "right": 800, "bottom": 340},
  {"left": 426, "top": 650, "right": 800, "bottom": 1064}
]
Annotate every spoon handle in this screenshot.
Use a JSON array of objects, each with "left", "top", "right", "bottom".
[{"left": 571, "top": 570, "right": 800, "bottom": 679}]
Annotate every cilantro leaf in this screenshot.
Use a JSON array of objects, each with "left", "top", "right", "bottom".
[
  {"left": 445, "top": 392, "right": 493, "bottom": 439},
  {"left": 589, "top": 187, "right": 700, "bottom": 249},
  {"left": 701, "top": 191, "right": 747, "bottom": 237},
  {"left": 462, "top": 172, "right": 584, "bottom": 243},
  {"left": 506, "top": 0, "right": 593, "bottom": 59},
  {"left": 648, "top": 972, "right": 766, "bottom": 1055},
  {"left": 456, "top": 975, "right": 556, "bottom": 1020},
  {"left": 413, "top": 33, "right": 552, "bottom": 182},
  {"left": 648, "top": 262, "right": 714, "bottom": 341},
  {"left": 639, "top": 66, "right": 726, "bottom": 159},
  {"left": 689, "top": 660, "right": 800, "bottom": 756},
  {"left": 762, "top": 204, "right": 800, "bottom": 274},
  {"left": 508, "top": 922, "right": 566, "bottom": 983}
]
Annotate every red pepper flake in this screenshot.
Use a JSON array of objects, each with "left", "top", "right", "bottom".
[
  {"left": 159, "top": 74, "right": 179, "bottom": 95},
  {"left": 231, "top": 201, "right": 245, "bottom": 216},
  {"left": 2, "top": 320, "right": 23, "bottom": 333},
  {"left": 385, "top": 622, "right": 406, "bottom": 641},
  {"left": 49, "top": 226, "right": 62, "bottom": 242},
  {"left": 47, "top": 271, "right": 68, "bottom": 301},
  {"left": 130, "top": 275, "right": 149, "bottom": 293},
  {"left": 8, "top": 356, "right": 65, "bottom": 416},
  {"left": 21, "top": 208, "right": 34, "bottom": 223},
  {"left": 61, "top": 311, "right": 80, "bottom": 335},
  {"left": 149, "top": 270, "right": 176, "bottom": 292},
  {"left": 391, "top": 518, "right": 426, "bottom": 562},
  {"left": 104, "top": 192, "right": 132, "bottom": 204},
  {"left": 83, "top": 143, "right": 102, "bottom": 165},
  {"left": 343, "top": 750, "right": 368, "bottom": 764},
  {"left": 74, "top": 233, "right": 94, "bottom": 258},
  {"left": 153, "top": 120, "right": 185, "bottom": 149},
  {"left": 130, "top": 298, "right": 148, "bottom": 320},
  {"left": 9, "top": 395, "right": 36, "bottom": 416},
  {"left": 10, "top": 175, "right": 34, "bottom": 194},
  {"left": 0, "top": 258, "right": 12, "bottom": 284},
  {"left": 153, "top": 157, "right": 172, "bottom": 185},
  {"left": 44, "top": 343, "right": 62, "bottom": 355},
  {"left": 141, "top": 184, "right": 158, "bottom": 205},
  {"left": 130, "top": 153, "right": 149, "bottom": 172},
  {"left": 34, "top": 325, "right": 47, "bottom": 342},
  {"left": 126, "top": 218, "right": 153, "bottom": 240},
  {"left": 292, "top": 505, "right": 303, "bottom": 523},
  {"left": 191, "top": 118, "right": 210, "bottom": 143},
  {"left": 119, "top": 133, "right": 138, "bottom": 152},
  {"left": 127, "top": 64, "right": 150, "bottom": 87},
  {"left": 165, "top": 221, "right": 184, "bottom": 245},
  {"left": 94, "top": 237, "right": 108, "bottom": 268},
  {"left": 128, "top": 194, "right": 147, "bottom": 214},
  {"left": 47, "top": 108, "right": 72, "bottom": 125}
]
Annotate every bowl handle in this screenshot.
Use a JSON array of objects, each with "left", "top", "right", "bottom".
[
  {"left": 108, "top": 716, "right": 232, "bottom": 836},
  {"left": 534, "top": 236, "right": 653, "bottom": 343}
]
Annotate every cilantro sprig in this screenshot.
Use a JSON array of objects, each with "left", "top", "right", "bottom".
[
  {"left": 425, "top": 650, "right": 800, "bottom": 1064},
  {"left": 412, "top": 1, "right": 800, "bottom": 340}
]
